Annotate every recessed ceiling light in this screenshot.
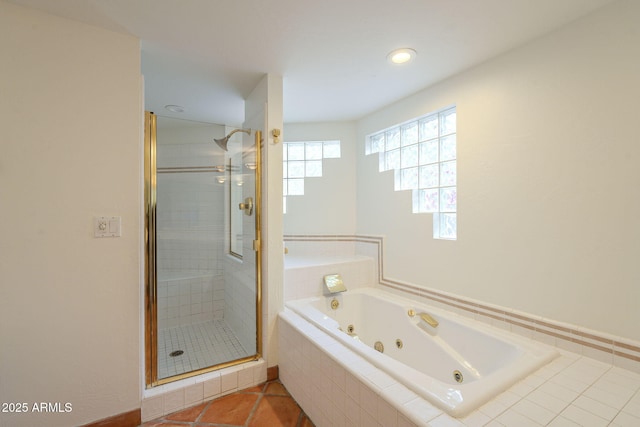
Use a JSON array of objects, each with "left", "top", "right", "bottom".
[
  {"left": 164, "top": 104, "right": 185, "bottom": 113},
  {"left": 387, "top": 48, "right": 417, "bottom": 65}
]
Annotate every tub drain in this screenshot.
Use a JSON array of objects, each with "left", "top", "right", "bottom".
[
  {"left": 170, "top": 350, "right": 184, "bottom": 357},
  {"left": 374, "top": 341, "right": 384, "bottom": 353},
  {"left": 453, "top": 370, "right": 463, "bottom": 383}
]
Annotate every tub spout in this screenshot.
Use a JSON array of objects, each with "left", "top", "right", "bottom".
[
  {"left": 323, "top": 274, "right": 346, "bottom": 294},
  {"left": 419, "top": 312, "right": 439, "bottom": 328}
]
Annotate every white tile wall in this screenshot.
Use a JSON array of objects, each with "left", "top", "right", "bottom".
[
  {"left": 157, "top": 273, "right": 223, "bottom": 329},
  {"left": 279, "top": 309, "right": 640, "bottom": 427},
  {"left": 156, "top": 145, "right": 226, "bottom": 330},
  {"left": 284, "top": 254, "right": 376, "bottom": 301}
]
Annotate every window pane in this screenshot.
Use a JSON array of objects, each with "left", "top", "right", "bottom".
[
  {"left": 367, "top": 133, "right": 384, "bottom": 155},
  {"left": 283, "top": 146, "right": 288, "bottom": 161},
  {"left": 378, "top": 152, "right": 386, "bottom": 172},
  {"left": 439, "top": 213, "right": 457, "bottom": 239},
  {"left": 385, "top": 148, "right": 400, "bottom": 170},
  {"left": 288, "top": 179, "right": 304, "bottom": 195},
  {"left": 305, "top": 142, "right": 323, "bottom": 160},
  {"left": 419, "top": 115, "right": 438, "bottom": 141},
  {"left": 305, "top": 160, "right": 322, "bottom": 177},
  {"left": 412, "top": 189, "right": 421, "bottom": 213},
  {"left": 440, "top": 187, "right": 457, "bottom": 212},
  {"left": 282, "top": 162, "right": 288, "bottom": 178},
  {"left": 440, "top": 109, "right": 456, "bottom": 136},
  {"left": 288, "top": 161, "right": 305, "bottom": 178},
  {"left": 401, "top": 167, "right": 418, "bottom": 190},
  {"left": 440, "top": 135, "right": 456, "bottom": 161},
  {"left": 401, "top": 144, "right": 419, "bottom": 168},
  {"left": 419, "top": 140, "right": 438, "bottom": 165},
  {"left": 440, "top": 161, "right": 456, "bottom": 186},
  {"left": 288, "top": 143, "right": 305, "bottom": 160},
  {"left": 385, "top": 127, "right": 400, "bottom": 150},
  {"left": 423, "top": 188, "right": 439, "bottom": 213},
  {"left": 323, "top": 140, "right": 341, "bottom": 158},
  {"left": 419, "top": 164, "right": 439, "bottom": 188},
  {"left": 401, "top": 122, "right": 418, "bottom": 146}
]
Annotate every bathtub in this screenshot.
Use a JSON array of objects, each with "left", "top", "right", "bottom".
[{"left": 285, "top": 287, "right": 558, "bottom": 417}]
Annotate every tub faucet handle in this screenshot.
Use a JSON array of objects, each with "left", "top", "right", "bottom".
[
  {"left": 419, "top": 312, "right": 439, "bottom": 328},
  {"left": 324, "top": 274, "right": 346, "bottom": 294}
]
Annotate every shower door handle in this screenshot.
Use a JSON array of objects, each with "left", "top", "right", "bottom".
[{"left": 238, "top": 197, "right": 254, "bottom": 216}]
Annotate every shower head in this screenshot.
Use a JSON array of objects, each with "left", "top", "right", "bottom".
[{"left": 214, "top": 128, "right": 251, "bottom": 151}]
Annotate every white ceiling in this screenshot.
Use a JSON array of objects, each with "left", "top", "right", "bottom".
[{"left": 10, "top": 0, "right": 616, "bottom": 125}]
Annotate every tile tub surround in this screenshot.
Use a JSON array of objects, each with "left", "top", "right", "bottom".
[
  {"left": 283, "top": 234, "right": 640, "bottom": 374},
  {"left": 284, "top": 254, "right": 376, "bottom": 301},
  {"left": 140, "top": 359, "right": 267, "bottom": 422},
  {"left": 279, "top": 309, "right": 640, "bottom": 426}
]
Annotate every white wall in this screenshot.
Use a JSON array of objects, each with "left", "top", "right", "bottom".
[
  {"left": 0, "top": 2, "right": 142, "bottom": 426},
  {"left": 356, "top": 0, "right": 640, "bottom": 341},
  {"left": 283, "top": 122, "right": 358, "bottom": 235}
]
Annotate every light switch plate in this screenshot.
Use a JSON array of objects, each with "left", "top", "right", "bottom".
[{"left": 94, "top": 216, "right": 121, "bottom": 238}]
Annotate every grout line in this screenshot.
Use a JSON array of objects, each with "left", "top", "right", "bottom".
[
  {"left": 193, "top": 399, "right": 214, "bottom": 424},
  {"left": 244, "top": 392, "right": 264, "bottom": 427}
]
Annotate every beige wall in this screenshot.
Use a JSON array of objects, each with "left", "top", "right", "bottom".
[
  {"left": 0, "top": 2, "right": 142, "bottom": 426},
  {"left": 356, "top": 0, "right": 640, "bottom": 341}
]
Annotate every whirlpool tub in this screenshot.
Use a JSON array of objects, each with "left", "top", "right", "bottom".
[{"left": 284, "top": 287, "right": 558, "bottom": 417}]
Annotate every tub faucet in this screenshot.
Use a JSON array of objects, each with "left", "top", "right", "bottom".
[
  {"left": 323, "top": 274, "right": 346, "bottom": 294},
  {"left": 408, "top": 309, "right": 439, "bottom": 328}
]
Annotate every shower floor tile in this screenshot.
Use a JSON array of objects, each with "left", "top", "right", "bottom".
[{"left": 157, "top": 319, "right": 250, "bottom": 379}]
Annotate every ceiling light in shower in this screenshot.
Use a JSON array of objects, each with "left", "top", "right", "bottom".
[
  {"left": 216, "top": 176, "right": 226, "bottom": 184},
  {"left": 164, "top": 104, "right": 185, "bottom": 113},
  {"left": 244, "top": 162, "right": 257, "bottom": 170},
  {"left": 387, "top": 48, "right": 416, "bottom": 65}
]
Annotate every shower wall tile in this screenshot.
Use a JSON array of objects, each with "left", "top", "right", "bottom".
[
  {"left": 220, "top": 368, "right": 239, "bottom": 393},
  {"left": 156, "top": 143, "right": 227, "bottom": 328},
  {"left": 184, "top": 382, "right": 204, "bottom": 407},
  {"left": 163, "top": 388, "right": 185, "bottom": 414},
  {"left": 158, "top": 273, "right": 223, "bottom": 329},
  {"left": 141, "top": 395, "right": 163, "bottom": 422},
  {"left": 202, "top": 373, "right": 221, "bottom": 400}
]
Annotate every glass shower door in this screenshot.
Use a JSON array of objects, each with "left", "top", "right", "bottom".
[{"left": 144, "top": 112, "right": 261, "bottom": 386}]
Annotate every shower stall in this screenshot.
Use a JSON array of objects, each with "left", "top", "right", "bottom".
[{"left": 144, "top": 112, "right": 262, "bottom": 386}]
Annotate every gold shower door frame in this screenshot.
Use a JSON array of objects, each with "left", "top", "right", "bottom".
[{"left": 144, "top": 111, "right": 263, "bottom": 387}]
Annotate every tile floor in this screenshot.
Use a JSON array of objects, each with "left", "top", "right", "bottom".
[
  {"left": 158, "top": 320, "right": 249, "bottom": 379},
  {"left": 141, "top": 380, "right": 314, "bottom": 427}
]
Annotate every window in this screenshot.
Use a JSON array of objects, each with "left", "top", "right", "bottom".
[
  {"left": 283, "top": 140, "right": 341, "bottom": 213},
  {"left": 366, "top": 106, "right": 457, "bottom": 239}
]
